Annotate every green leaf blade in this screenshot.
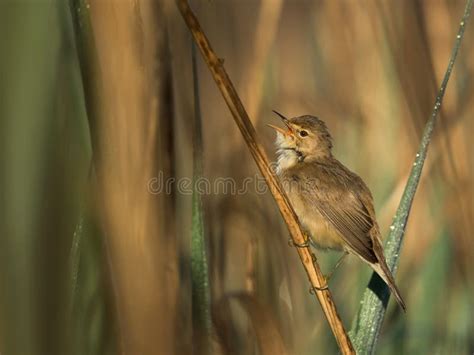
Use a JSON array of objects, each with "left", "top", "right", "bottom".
[
  {"left": 350, "top": 1, "right": 473, "bottom": 353},
  {"left": 190, "top": 40, "right": 212, "bottom": 352}
]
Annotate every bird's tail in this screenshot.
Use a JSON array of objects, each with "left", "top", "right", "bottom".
[{"left": 370, "top": 260, "right": 406, "bottom": 312}]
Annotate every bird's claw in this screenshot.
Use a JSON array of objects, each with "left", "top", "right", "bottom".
[
  {"left": 309, "top": 284, "right": 329, "bottom": 293},
  {"left": 288, "top": 237, "right": 310, "bottom": 248}
]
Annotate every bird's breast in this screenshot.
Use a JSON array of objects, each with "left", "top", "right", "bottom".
[{"left": 281, "top": 176, "right": 345, "bottom": 251}]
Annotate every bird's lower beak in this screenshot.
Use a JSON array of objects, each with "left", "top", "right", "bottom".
[
  {"left": 266, "top": 124, "right": 292, "bottom": 137},
  {"left": 267, "top": 124, "right": 291, "bottom": 136}
]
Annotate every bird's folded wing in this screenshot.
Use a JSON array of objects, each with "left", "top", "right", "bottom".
[{"left": 302, "top": 179, "right": 378, "bottom": 263}]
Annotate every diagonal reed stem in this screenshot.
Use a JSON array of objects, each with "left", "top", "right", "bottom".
[
  {"left": 176, "top": 1, "right": 355, "bottom": 353},
  {"left": 351, "top": 1, "right": 473, "bottom": 353}
]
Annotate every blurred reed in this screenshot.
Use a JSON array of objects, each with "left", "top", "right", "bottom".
[{"left": 70, "top": 0, "right": 179, "bottom": 353}]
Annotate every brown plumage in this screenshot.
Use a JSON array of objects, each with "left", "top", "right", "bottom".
[{"left": 269, "top": 112, "right": 406, "bottom": 311}]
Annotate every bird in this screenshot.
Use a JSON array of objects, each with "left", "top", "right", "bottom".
[{"left": 268, "top": 110, "right": 406, "bottom": 311}]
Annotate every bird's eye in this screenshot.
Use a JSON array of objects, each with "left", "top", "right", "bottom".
[{"left": 299, "top": 130, "right": 308, "bottom": 137}]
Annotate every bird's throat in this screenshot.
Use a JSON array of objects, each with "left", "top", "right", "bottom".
[{"left": 276, "top": 148, "right": 302, "bottom": 174}]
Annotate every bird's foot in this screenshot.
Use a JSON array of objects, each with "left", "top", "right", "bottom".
[
  {"left": 309, "top": 284, "right": 329, "bottom": 293},
  {"left": 287, "top": 237, "right": 310, "bottom": 248},
  {"left": 309, "top": 253, "right": 329, "bottom": 292}
]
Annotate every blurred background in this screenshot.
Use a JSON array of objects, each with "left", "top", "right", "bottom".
[{"left": 0, "top": 0, "right": 472, "bottom": 354}]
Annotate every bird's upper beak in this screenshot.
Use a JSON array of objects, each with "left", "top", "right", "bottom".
[{"left": 267, "top": 110, "right": 294, "bottom": 137}]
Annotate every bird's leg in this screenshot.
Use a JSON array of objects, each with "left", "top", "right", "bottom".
[{"left": 325, "top": 251, "right": 349, "bottom": 282}]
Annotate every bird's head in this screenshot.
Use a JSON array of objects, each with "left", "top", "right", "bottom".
[{"left": 268, "top": 111, "right": 333, "bottom": 161}]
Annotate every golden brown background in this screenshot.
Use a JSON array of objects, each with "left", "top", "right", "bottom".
[{"left": 0, "top": 0, "right": 472, "bottom": 354}]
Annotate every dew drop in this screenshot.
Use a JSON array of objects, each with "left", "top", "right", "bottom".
[
  {"left": 457, "top": 34, "right": 461, "bottom": 39},
  {"left": 390, "top": 225, "right": 395, "bottom": 231}
]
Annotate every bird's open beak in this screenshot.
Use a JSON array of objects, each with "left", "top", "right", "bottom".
[
  {"left": 266, "top": 123, "right": 289, "bottom": 136},
  {"left": 266, "top": 110, "right": 294, "bottom": 136}
]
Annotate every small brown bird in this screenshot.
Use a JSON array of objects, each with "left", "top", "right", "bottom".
[{"left": 268, "top": 111, "right": 406, "bottom": 311}]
